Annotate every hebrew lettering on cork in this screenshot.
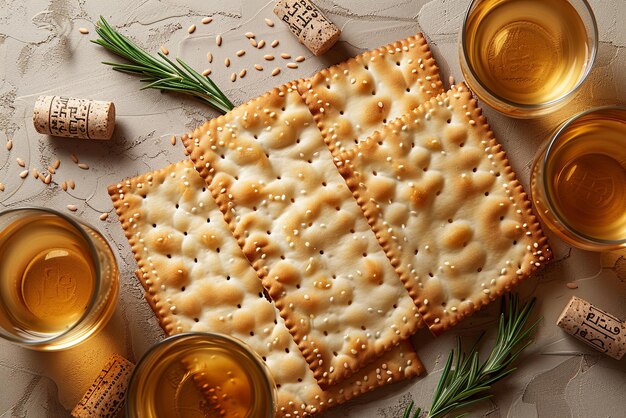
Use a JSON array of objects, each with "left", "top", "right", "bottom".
[
  {"left": 557, "top": 296, "right": 625, "bottom": 360},
  {"left": 274, "top": 0, "right": 341, "bottom": 56},
  {"left": 71, "top": 354, "right": 134, "bottom": 418},
  {"left": 33, "top": 96, "right": 116, "bottom": 140}
]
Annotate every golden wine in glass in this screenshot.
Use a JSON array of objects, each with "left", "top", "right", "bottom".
[
  {"left": 0, "top": 208, "right": 118, "bottom": 350},
  {"left": 531, "top": 107, "right": 626, "bottom": 250},
  {"left": 460, "top": 0, "right": 597, "bottom": 117}
]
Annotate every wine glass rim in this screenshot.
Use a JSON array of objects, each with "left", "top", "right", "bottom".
[
  {"left": 0, "top": 206, "right": 103, "bottom": 346},
  {"left": 126, "top": 332, "right": 277, "bottom": 417},
  {"left": 460, "top": 0, "right": 599, "bottom": 111},
  {"left": 541, "top": 106, "right": 626, "bottom": 246}
]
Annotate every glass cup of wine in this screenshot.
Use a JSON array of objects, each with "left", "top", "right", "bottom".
[
  {"left": 126, "top": 332, "right": 277, "bottom": 418},
  {"left": 0, "top": 207, "right": 119, "bottom": 350},
  {"left": 530, "top": 106, "right": 626, "bottom": 251},
  {"left": 459, "top": 0, "right": 597, "bottom": 118}
]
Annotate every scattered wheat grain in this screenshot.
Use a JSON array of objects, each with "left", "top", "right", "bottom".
[
  {"left": 6, "top": 140, "right": 12, "bottom": 151},
  {"left": 16, "top": 158, "right": 25, "bottom": 167},
  {"left": 79, "top": 27, "right": 89, "bottom": 35},
  {"left": 67, "top": 204, "right": 78, "bottom": 212},
  {"left": 71, "top": 153, "right": 79, "bottom": 163},
  {"left": 19, "top": 170, "right": 28, "bottom": 179},
  {"left": 44, "top": 174, "right": 51, "bottom": 184},
  {"left": 295, "top": 55, "right": 305, "bottom": 62},
  {"left": 280, "top": 53, "right": 291, "bottom": 59},
  {"left": 69, "top": 179, "right": 76, "bottom": 189},
  {"left": 78, "top": 163, "right": 89, "bottom": 170},
  {"left": 254, "top": 64, "right": 263, "bottom": 71},
  {"left": 61, "top": 181, "right": 67, "bottom": 191},
  {"left": 99, "top": 212, "right": 109, "bottom": 221},
  {"left": 264, "top": 54, "right": 274, "bottom": 61},
  {"left": 271, "top": 39, "right": 279, "bottom": 48},
  {"left": 231, "top": 72, "right": 237, "bottom": 82},
  {"left": 271, "top": 67, "right": 281, "bottom": 76},
  {"left": 239, "top": 69, "right": 246, "bottom": 78},
  {"left": 187, "top": 24, "right": 196, "bottom": 34},
  {"left": 202, "top": 16, "right": 213, "bottom": 24},
  {"left": 202, "top": 68, "right": 212, "bottom": 76},
  {"left": 264, "top": 18, "right": 274, "bottom": 27},
  {"left": 287, "top": 62, "right": 298, "bottom": 69},
  {"left": 160, "top": 45, "right": 169, "bottom": 55},
  {"left": 53, "top": 159, "right": 61, "bottom": 169},
  {"left": 216, "top": 35, "right": 222, "bottom": 46},
  {"left": 236, "top": 49, "right": 245, "bottom": 57},
  {"left": 245, "top": 32, "right": 255, "bottom": 39},
  {"left": 257, "top": 39, "right": 265, "bottom": 49}
]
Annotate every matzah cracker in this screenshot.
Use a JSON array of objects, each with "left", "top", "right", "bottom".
[
  {"left": 297, "top": 33, "right": 444, "bottom": 156},
  {"left": 337, "top": 84, "right": 551, "bottom": 334},
  {"left": 108, "top": 160, "right": 424, "bottom": 417},
  {"left": 183, "top": 84, "right": 422, "bottom": 388}
]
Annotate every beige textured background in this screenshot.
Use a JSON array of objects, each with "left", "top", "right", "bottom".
[{"left": 0, "top": 0, "right": 625, "bottom": 416}]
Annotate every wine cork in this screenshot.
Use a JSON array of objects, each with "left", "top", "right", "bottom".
[
  {"left": 71, "top": 354, "right": 135, "bottom": 418},
  {"left": 274, "top": 0, "right": 341, "bottom": 56},
  {"left": 557, "top": 296, "right": 626, "bottom": 360},
  {"left": 33, "top": 96, "right": 116, "bottom": 140}
]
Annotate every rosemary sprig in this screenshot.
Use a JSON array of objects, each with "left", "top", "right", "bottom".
[
  {"left": 91, "top": 17, "right": 234, "bottom": 114},
  {"left": 404, "top": 294, "right": 540, "bottom": 418}
]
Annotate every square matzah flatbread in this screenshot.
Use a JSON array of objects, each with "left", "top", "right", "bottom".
[
  {"left": 183, "top": 83, "right": 422, "bottom": 388},
  {"left": 336, "top": 83, "right": 551, "bottom": 334},
  {"left": 297, "top": 33, "right": 444, "bottom": 156},
  {"left": 108, "top": 160, "right": 424, "bottom": 417}
]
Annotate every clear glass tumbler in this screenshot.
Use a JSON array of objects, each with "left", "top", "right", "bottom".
[
  {"left": 459, "top": 0, "right": 597, "bottom": 118},
  {"left": 126, "top": 332, "right": 277, "bottom": 418},
  {"left": 530, "top": 107, "right": 626, "bottom": 251},
  {"left": 0, "top": 207, "right": 118, "bottom": 350}
]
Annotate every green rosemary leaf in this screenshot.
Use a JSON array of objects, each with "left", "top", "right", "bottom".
[
  {"left": 140, "top": 77, "right": 182, "bottom": 91},
  {"left": 175, "top": 57, "right": 213, "bottom": 89},
  {"left": 433, "top": 350, "right": 454, "bottom": 402},
  {"left": 431, "top": 395, "right": 494, "bottom": 418},
  {"left": 92, "top": 16, "right": 234, "bottom": 114},
  {"left": 403, "top": 401, "right": 415, "bottom": 418},
  {"left": 479, "top": 367, "right": 516, "bottom": 388},
  {"left": 106, "top": 63, "right": 154, "bottom": 75},
  {"left": 449, "top": 384, "right": 491, "bottom": 403},
  {"left": 467, "top": 351, "right": 480, "bottom": 384},
  {"left": 433, "top": 395, "right": 493, "bottom": 418},
  {"left": 402, "top": 402, "right": 422, "bottom": 418},
  {"left": 454, "top": 337, "right": 462, "bottom": 373}
]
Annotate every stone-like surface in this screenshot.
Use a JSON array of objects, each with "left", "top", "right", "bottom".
[{"left": 0, "top": 1, "right": 624, "bottom": 417}]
